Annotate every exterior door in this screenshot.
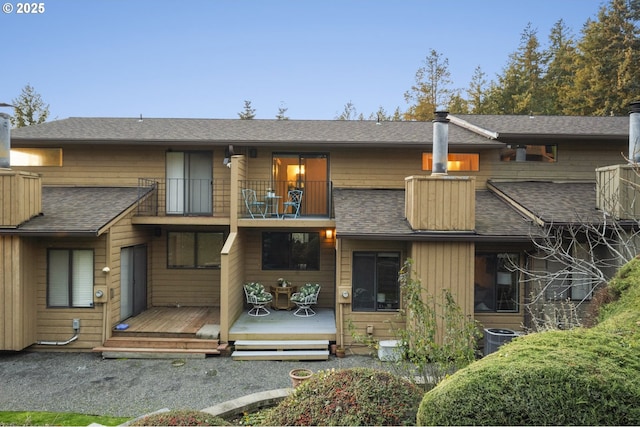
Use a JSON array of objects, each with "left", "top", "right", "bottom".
[
  {"left": 166, "top": 151, "right": 212, "bottom": 215},
  {"left": 272, "top": 153, "right": 328, "bottom": 216},
  {"left": 120, "top": 245, "right": 147, "bottom": 320}
]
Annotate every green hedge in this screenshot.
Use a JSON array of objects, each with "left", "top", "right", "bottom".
[{"left": 417, "top": 258, "right": 640, "bottom": 426}]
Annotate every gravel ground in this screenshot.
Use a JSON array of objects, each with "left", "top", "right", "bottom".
[{"left": 0, "top": 351, "right": 395, "bottom": 418}]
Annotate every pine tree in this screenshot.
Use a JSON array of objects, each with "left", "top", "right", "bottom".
[
  {"left": 542, "top": 20, "right": 578, "bottom": 115},
  {"left": 238, "top": 100, "right": 256, "bottom": 119},
  {"left": 11, "top": 84, "right": 50, "bottom": 128},
  {"left": 403, "top": 49, "right": 454, "bottom": 121}
]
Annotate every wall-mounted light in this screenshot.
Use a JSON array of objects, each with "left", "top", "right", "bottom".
[
  {"left": 326, "top": 229, "right": 334, "bottom": 239},
  {"left": 102, "top": 266, "right": 111, "bottom": 273}
]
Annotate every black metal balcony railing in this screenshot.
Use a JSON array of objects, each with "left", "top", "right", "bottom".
[
  {"left": 137, "top": 178, "right": 230, "bottom": 217},
  {"left": 239, "top": 180, "right": 332, "bottom": 218}
]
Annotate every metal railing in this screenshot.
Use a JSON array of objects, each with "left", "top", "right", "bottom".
[
  {"left": 239, "top": 180, "right": 332, "bottom": 218},
  {"left": 137, "top": 178, "right": 230, "bottom": 217}
]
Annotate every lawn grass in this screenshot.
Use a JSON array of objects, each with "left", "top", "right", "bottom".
[{"left": 0, "top": 411, "right": 131, "bottom": 426}]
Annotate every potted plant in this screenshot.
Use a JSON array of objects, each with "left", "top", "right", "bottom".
[
  {"left": 289, "top": 368, "right": 313, "bottom": 387},
  {"left": 335, "top": 347, "right": 346, "bottom": 358}
]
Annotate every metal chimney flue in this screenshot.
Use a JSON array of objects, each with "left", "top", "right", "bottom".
[
  {"left": 0, "top": 112, "right": 11, "bottom": 169},
  {"left": 629, "top": 101, "right": 640, "bottom": 163},
  {"left": 432, "top": 111, "right": 450, "bottom": 175}
]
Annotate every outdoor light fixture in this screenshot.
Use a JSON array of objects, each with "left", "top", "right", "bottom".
[{"left": 326, "top": 229, "right": 333, "bottom": 239}]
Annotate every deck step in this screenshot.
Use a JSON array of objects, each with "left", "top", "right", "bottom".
[
  {"left": 231, "top": 339, "right": 330, "bottom": 360},
  {"left": 231, "top": 349, "right": 329, "bottom": 361},
  {"left": 234, "top": 339, "right": 329, "bottom": 350},
  {"left": 94, "top": 346, "right": 221, "bottom": 359},
  {"left": 101, "top": 336, "right": 220, "bottom": 350}
]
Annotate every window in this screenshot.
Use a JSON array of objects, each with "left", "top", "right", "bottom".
[
  {"left": 11, "top": 148, "right": 62, "bottom": 166},
  {"left": 167, "top": 232, "right": 223, "bottom": 268},
  {"left": 47, "top": 249, "right": 94, "bottom": 308},
  {"left": 422, "top": 153, "right": 479, "bottom": 171},
  {"left": 262, "top": 232, "right": 319, "bottom": 270},
  {"left": 352, "top": 252, "right": 401, "bottom": 312},
  {"left": 474, "top": 253, "right": 519, "bottom": 312},
  {"left": 500, "top": 144, "right": 557, "bottom": 162}
]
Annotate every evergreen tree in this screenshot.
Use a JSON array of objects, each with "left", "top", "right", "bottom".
[
  {"left": 567, "top": 0, "right": 640, "bottom": 115},
  {"left": 11, "top": 84, "right": 50, "bottom": 128},
  {"left": 542, "top": 20, "right": 578, "bottom": 114},
  {"left": 335, "top": 101, "right": 357, "bottom": 120},
  {"left": 403, "top": 49, "right": 454, "bottom": 121},
  {"left": 238, "top": 100, "right": 256, "bottom": 119},
  {"left": 465, "top": 66, "right": 490, "bottom": 114},
  {"left": 275, "top": 104, "right": 289, "bottom": 120}
]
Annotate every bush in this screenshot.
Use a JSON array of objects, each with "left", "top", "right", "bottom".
[
  {"left": 263, "top": 367, "right": 424, "bottom": 426},
  {"left": 416, "top": 258, "right": 640, "bottom": 426},
  {"left": 129, "top": 409, "right": 229, "bottom": 426}
]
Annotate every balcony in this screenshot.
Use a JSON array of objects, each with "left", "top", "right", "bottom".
[
  {"left": 136, "top": 178, "right": 230, "bottom": 217},
  {"left": 238, "top": 180, "right": 333, "bottom": 219}
]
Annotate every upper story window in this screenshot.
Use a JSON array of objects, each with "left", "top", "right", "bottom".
[
  {"left": 47, "top": 249, "right": 94, "bottom": 308},
  {"left": 422, "top": 153, "right": 479, "bottom": 171},
  {"left": 262, "top": 232, "right": 320, "bottom": 270},
  {"left": 500, "top": 144, "right": 557, "bottom": 162},
  {"left": 167, "top": 231, "right": 223, "bottom": 268},
  {"left": 11, "top": 148, "right": 62, "bottom": 166}
]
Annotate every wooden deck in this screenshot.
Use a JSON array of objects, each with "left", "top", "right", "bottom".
[{"left": 113, "top": 306, "right": 219, "bottom": 337}]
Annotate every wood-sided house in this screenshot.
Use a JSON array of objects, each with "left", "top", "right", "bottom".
[{"left": 0, "top": 110, "right": 635, "bottom": 358}]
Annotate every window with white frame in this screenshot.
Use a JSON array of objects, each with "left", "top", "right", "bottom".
[{"left": 47, "top": 249, "right": 94, "bottom": 308}]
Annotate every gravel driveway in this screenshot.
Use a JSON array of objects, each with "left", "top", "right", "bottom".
[{"left": 0, "top": 351, "right": 393, "bottom": 418}]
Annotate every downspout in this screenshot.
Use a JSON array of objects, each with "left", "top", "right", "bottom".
[
  {"left": 629, "top": 101, "right": 640, "bottom": 163},
  {"left": 37, "top": 320, "right": 80, "bottom": 346}
]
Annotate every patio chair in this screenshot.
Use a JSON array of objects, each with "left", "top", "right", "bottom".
[
  {"left": 290, "top": 283, "right": 320, "bottom": 317},
  {"left": 242, "top": 189, "right": 266, "bottom": 219},
  {"left": 282, "top": 189, "right": 303, "bottom": 218},
  {"left": 244, "top": 282, "right": 273, "bottom": 316}
]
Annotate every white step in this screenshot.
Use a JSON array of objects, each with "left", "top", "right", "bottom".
[
  {"left": 231, "top": 349, "right": 329, "bottom": 361},
  {"left": 234, "top": 339, "right": 329, "bottom": 350}
]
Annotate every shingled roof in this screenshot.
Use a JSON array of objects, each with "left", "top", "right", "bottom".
[
  {"left": 10, "top": 117, "right": 502, "bottom": 148},
  {"left": 5, "top": 187, "right": 147, "bottom": 236},
  {"left": 333, "top": 188, "right": 533, "bottom": 241},
  {"left": 488, "top": 181, "right": 603, "bottom": 225}
]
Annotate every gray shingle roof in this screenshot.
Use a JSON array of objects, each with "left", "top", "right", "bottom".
[
  {"left": 333, "top": 188, "right": 533, "bottom": 240},
  {"left": 10, "top": 117, "right": 501, "bottom": 148},
  {"left": 488, "top": 181, "right": 602, "bottom": 224},
  {"left": 12, "top": 187, "right": 145, "bottom": 235},
  {"left": 453, "top": 114, "right": 629, "bottom": 138}
]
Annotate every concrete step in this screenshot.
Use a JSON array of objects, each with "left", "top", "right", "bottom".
[{"left": 231, "top": 349, "right": 329, "bottom": 361}]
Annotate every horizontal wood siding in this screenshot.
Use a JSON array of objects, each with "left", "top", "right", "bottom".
[
  {"left": 336, "top": 239, "right": 408, "bottom": 351},
  {"left": 0, "top": 236, "right": 37, "bottom": 350},
  {"left": 0, "top": 170, "right": 41, "bottom": 227},
  {"left": 241, "top": 229, "right": 336, "bottom": 308},
  {"left": 149, "top": 234, "right": 220, "bottom": 307},
  {"left": 33, "top": 236, "right": 108, "bottom": 350}
]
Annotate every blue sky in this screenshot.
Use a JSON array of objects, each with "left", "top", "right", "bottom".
[{"left": 0, "top": 0, "right": 606, "bottom": 120}]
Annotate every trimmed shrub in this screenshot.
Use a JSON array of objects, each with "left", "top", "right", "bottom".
[
  {"left": 263, "top": 367, "right": 424, "bottom": 426},
  {"left": 417, "top": 258, "right": 640, "bottom": 426},
  {"left": 129, "top": 409, "right": 229, "bottom": 426}
]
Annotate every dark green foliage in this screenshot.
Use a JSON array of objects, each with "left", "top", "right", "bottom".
[
  {"left": 263, "top": 367, "right": 424, "bottom": 426},
  {"left": 417, "top": 258, "right": 640, "bottom": 426},
  {"left": 129, "top": 409, "right": 229, "bottom": 426}
]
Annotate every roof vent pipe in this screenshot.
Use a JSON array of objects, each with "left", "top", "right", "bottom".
[
  {"left": 432, "top": 111, "right": 450, "bottom": 176},
  {"left": 629, "top": 101, "right": 640, "bottom": 163},
  {"left": 0, "top": 112, "right": 11, "bottom": 169}
]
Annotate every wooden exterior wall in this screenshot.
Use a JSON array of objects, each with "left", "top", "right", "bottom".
[
  {"left": 220, "top": 232, "right": 245, "bottom": 342},
  {"left": 0, "top": 169, "right": 41, "bottom": 227},
  {"left": 239, "top": 228, "right": 336, "bottom": 307},
  {"left": 32, "top": 236, "right": 108, "bottom": 350},
  {"left": 336, "top": 239, "right": 408, "bottom": 351},
  {"left": 0, "top": 236, "right": 37, "bottom": 350},
  {"left": 596, "top": 164, "right": 640, "bottom": 220}
]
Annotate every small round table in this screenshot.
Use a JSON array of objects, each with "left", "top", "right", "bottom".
[{"left": 270, "top": 285, "right": 297, "bottom": 310}]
